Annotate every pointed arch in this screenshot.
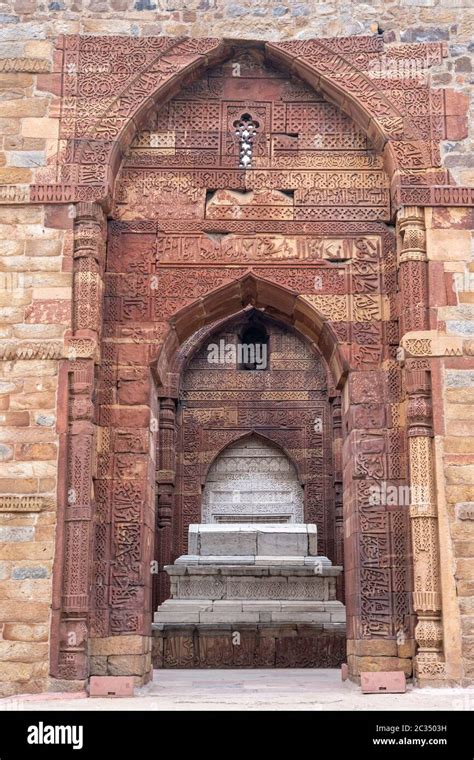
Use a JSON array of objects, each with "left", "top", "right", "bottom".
[
  {"left": 200, "top": 427, "right": 306, "bottom": 489},
  {"left": 153, "top": 271, "right": 348, "bottom": 396},
  {"left": 38, "top": 35, "right": 455, "bottom": 208}
]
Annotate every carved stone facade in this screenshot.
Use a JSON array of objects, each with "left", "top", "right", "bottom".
[
  {"left": 75, "top": 42, "right": 415, "bottom": 680},
  {"left": 0, "top": 26, "right": 473, "bottom": 693}
]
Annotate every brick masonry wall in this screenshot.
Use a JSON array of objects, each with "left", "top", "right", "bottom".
[{"left": 0, "top": 0, "right": 472, "bottom": 692}]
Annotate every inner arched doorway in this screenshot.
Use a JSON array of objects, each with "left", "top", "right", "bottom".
[
  {"left": 201, "top": 434, "right": 304, "bottom": 525},
  {"left": 152, "top": 310, "right": 347, "bottom": 667},
  {"left": 164, "top": 310, "right": 342, "bottom": 588}
]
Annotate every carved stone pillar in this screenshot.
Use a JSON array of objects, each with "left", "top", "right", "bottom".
[
  {"left": 72, "top": 202, "right": 106, "bottom": 338},
  {"left": 398, "top": 205, "right": 445, "bottom": 681},
  {"left": 398, "top": 206, "right": 429, "bottom": 335},
  {"left": 331, "top": 394, "right": 344, "bottom": 601},
  {"left": 53, "top": 203, "right": 106, "bottom": 682},
  {"left": 405, "top": 367, "right": 445, "bottom": 680},
  {"left": 155, "top": 397, "right": 177, "bottom": 606}
]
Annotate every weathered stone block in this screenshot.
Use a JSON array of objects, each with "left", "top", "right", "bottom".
[
  {"left": 107, "top": 655, "right": 148, "bottom": 676},
  {"left": 2, "top": 622, "right": 48, "bottom": 641},
  {"left": 89, "top": 635, "right": 149, "bottom": 657}
]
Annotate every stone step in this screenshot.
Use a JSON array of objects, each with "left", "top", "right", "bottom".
[
  {"left": 174, "top": 554, "right": 333, "bottom": 567},
  {"left": 154, "top": 598, "right": 346, "bottom": 625}
]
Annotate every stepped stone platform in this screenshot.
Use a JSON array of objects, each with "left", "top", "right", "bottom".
[{"left": 153, "top": 524, "right": 346, "bottom": 668}]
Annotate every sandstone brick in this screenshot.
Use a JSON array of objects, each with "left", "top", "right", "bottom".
[
  {"left": 38, "top": 477, "right": 55, "bottom": 493},
  {"left": 0, "top": 641, "right": 48, "bottom": 662},
  {"left": 107, "top": 654, "right": 148, "bottom": 676},
  {"left": 0, "top": 291, "right": 31, "bottom": 308},
  {"left": 8, "top": 360, "right": 58, "bottom": 377},
  {"left": 453, "top": 541, "right": 474, "bottom": 558},
  {"left": 31, "top": 286, "right": 71, "bottom": 300},
  {"left": 456, "top": 558, "right": 474, "bottom": 579},
  {"left": 44, "top": 204, "right": 74, "bottom": 230},
  {"left": 34, "top": 413, "right": 55, "bottom": 426},
  {"left": 13, "top": 0, "right": 37, "bottom": 14},
  {"left": 351, "top": 656, "right": 413, "bottom": 676},
  {"left": 31, "top": 661, "right": 49, "bottom": 679},
  {"left": 0, "top": 527, "right": 34, "bottom": 542},
  {"left": 446, "top": 115, "right": 468, "bottom": 140},
  {"left": 33, "top": 526, "right": 56, "bottom": 542},
  {"left": 117, "top": 378, "right": 150, "bottom": 405},
  {"left": 445, "top": 465, "right": 474, "bottom": 485},
  {"left": 90, "top": 635, "right": 149, "bottom": 656},
  {"left": 0, "top": 99, "right": 48, "bottom": 118},
  {"left": 15, "top": 443, "right": 57, "bottom": 460},
  {"left": 13, "top": 324, "right": 63, "bottom": 340},
  {"left": 21, "top": 117, "right": 58, "bottom": 139},
  {"left": 0, "top": 444, "right": 13, "bottom": 461},
  {"left": 9, "top": 391, "right": 56, "bottom": 410},
  {"left": 447, "top": 486, "right": 474, "bottom": 504},
  {"left": 0, "top": 256, "right": 60, "bottom": 273},
  {"left": 0, "top": 71, "right": 34, "bottom": 88},
  {"left": 446, "top": 388, "right": 474, "bottom": 403},
  {"left": 0, "top": 239, "right": 23, "bottom": 256},
  {"left": 0, "top": 118, "right": 20, "bottom": 136},
  {"left": 89, "top": 656, "right": 108, "bottom": 676},
  {"left": 6, "top": 463, "right": 55, "bottom": 482},
  {"left": 0, "top": 543, "right": 54, "bottom": 562},
  {"left": 347, "top": 639, "right": 397, "bottom": 656},
  {"left": 0, "top": 411, "right": 28, "bottom": 426},
  {"left": 0, "top": 662, "right": 33, "bottom": 682},
  {"left": 24, "top": 239, "right": 62, "bottom": 257},
  {"left": 23, "top": 41, "right": 51, "bottom": 58},
  {"left": 0, "top": 682, "right": 25, "bottom": 697},
  {"left": 0, "top": 167, "right": 32, "bottom": 184},
  {"left": 22, "top": 377, "right": 57, "bottom": 393},
  {"left": 0, "top": 600, "right": 49, "bottom": 624},
  {"left": 0, "top": 306, "right": 25, "bottom": 323},
  {"left": 426, "top": 229, "right": 472, "bottom": 262},
  {"left": 446, "top": 420, "right": 474, "bottom": 437},
  {"left": 444, "top": 89, "right": 470, "bottom": 117},
  {"left": 0, "top": 429, "right": 55, "bottom": 444},
  {"left": 461, "top": 617, "right": 474, "bottom": 637}
]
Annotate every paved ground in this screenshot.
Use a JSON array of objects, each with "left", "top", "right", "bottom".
[{"left": 2, "top": 670, "right": 474, "bottom": 711}]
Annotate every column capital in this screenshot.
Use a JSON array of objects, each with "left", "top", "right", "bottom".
[{"left": 397, "top": 206, "right": 427, "bottom": 264}]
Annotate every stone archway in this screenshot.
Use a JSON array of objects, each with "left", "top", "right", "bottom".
[{"left": 47, "top": 34, "right": 468, "bottom": 688}]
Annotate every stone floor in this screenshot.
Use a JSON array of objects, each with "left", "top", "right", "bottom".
[{"left": 2, "top": 670, "right": 474, "bottom": 711}]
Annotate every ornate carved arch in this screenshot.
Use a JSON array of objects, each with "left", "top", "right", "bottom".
[
  {"left": 154, "top": 272, "right": 345, "bottom": 396},
  {"left": 31, "top": 34, "right": 469, "bottom": 209},
  {"left": 199, "top": 429, "right": 306, "bottom": 488}
]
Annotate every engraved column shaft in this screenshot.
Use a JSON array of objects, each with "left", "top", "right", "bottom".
[
  {"left": 406, "top": 366, "right": 444, "bottom": 679},
  {"left": 398, "top": 206, "right": 445, "bottom": 679},
  {"left": 56, "top": 203, "right": 107, "bottom": 681},
  {"left": 398, "top": 206, "right": 429, "bottom": 335},
  {"left": 156, "top": 397, "right": 177, "bottom": 604},
  {"left": 331, "top": 395, "right": 344, "bottom": 600}
]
